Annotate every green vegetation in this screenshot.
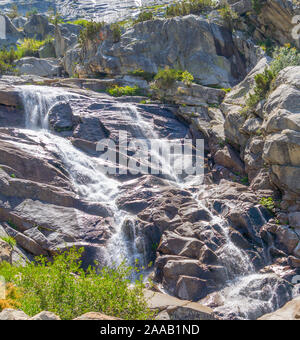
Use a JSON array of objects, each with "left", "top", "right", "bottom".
[
  {"left": 165, "top": 0, "right": 216, "bottom": 17},
  {"left": 0, "top": 236, "right": 16, "bottom": 249},
  {"left": 154, "top": 67, "right": 194, "bottom": 88},
  {"left": 129, "top": 69, "right": 155, "bottom": 82},
  {"left": 0, "top": 247, "right": 154, "bottom": 320},
  {"left": 7, "top": 4, "right": 19, "bottom": 19},
  {"left": 218, "top": 4, "right": 238, "bottom": 31},
  {"left": 107, "top": 85, "right": 142, "bottom": 97},
  {"left": 25, "top": 9, "right": 38, "bottom": 18},
  {"left": 78, "top": 21, "right": 106, "bottom": 46},
  {"left": 0, "top": 36, "right": 54, "bottom": 74},
  {"left": 260, "top": 197, "right": 275, "bottom": 213},
  {"left": 0, "top": 283, "right": 21, "bottom": 312},
  {"left": 110, "top": 23, "right": 122, "bottom": 43},
  {"left": 251, "top": 0, "right": 264, "bottom": 14},
  {"left": 245, "top": 45, "right": 300, "bottom": 110},
  {"left": 134, "top": 11, "right": 154, "bottom": 24}
]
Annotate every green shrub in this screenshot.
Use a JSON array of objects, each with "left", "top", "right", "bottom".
[
  {"left": 107, "top": 85, "right": 142, "bottom": 97},
  {"left": 245, "top": 45, "right": 300, "bottom": 109},
  {"left": 78, "top": 21, "right": 106, "bottom": 46},
  {"left": 251, "top": 0, "right": 264, "bottom": 14},
  {"left": 135, "top": 11, "right": 154, "bottom": 24},
  {"left": 165, "top": 0, "right": 215, "bottom": 17},
  {"left": 0, "top": 247, "right": 154, "bottom": 320},
  {"left": 129, "top": 69, "right": 155, "bottom": 82},
  {"left": 259, "top": 197, "right": 275, "bottom": 213},
  {"left": 110, "top": 23, "right": 122, "bottom": 43},
  {"left": 0, "top": 236, "right": 16, "bottom": 249},
  {"left": 25, "top": 9, "right": 38, "bottom": 18},
  {"left": 16, "top": 37, "right": 53, "bottom": 58},
  {"left": 154, "top": 67, "right": 194, "bottom": 88},
  {"left": 7, "top": 4, "right": 19, "bottom": 19},
  {"left": 218, "top": 4, "right": 238, "bottom": 31}
]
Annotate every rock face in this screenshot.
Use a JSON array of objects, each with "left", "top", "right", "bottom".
[
  {"left": 23, "top": 14, "right": 55, "bottom": 40},
  {"left": 75, "top": 15, "right": 246, "bottom": 87}
]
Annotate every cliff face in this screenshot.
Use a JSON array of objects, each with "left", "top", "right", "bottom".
[{"left": 0, "top": 0, "right": 300, "bottom": 320}]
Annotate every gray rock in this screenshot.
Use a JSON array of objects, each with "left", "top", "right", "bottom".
[
  {"left": 15, "top": 57, "right": 62, "bottom": 77},
  {"left": 23, "top": 14, "right": 55, "bottom": 40},
  {"left": 0, "top": 309, "right": 29, "bottom": 320},
  {"left": 30, "top": 311, "right": 61, "bottom": 320},
  {"left": 48, "top": 102, "right": 74, "bottom": 131}
]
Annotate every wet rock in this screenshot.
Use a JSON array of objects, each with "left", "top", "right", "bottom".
[
  {"left": 259, "top": 296, "right": 300, "bottom": 320},
  {"left": 48, "top": 102, "right": 74, "bottom": 131},
  {"left": 175, "top": 276, "right": 208, "bottom": 301}
]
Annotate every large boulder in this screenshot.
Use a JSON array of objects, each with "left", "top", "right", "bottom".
[
  {"left": 0, "top": 14, "right": 24, "bottom": 48},
  {"left": 77, "top": 15, "right": 246, "bottom": 87},
  {"left": 23, "top": 14, "right": 55, "bottom": 40},
  {"left": 15, "top": 57, "right": 62, "bottom": 77},
  {"left": 259, "top": 296, "right": 300, "bottom": 320}
]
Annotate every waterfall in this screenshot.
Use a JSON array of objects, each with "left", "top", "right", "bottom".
[{"left": 16, "top": 85, "right": 297, "bottom": 319}]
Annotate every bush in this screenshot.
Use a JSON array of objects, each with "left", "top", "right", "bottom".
[
  {"left": 260, "top": 197, "right": 275, "bottom": 213},
  {"left": 165, "top": 0, "right": 216, "bottom": 17},
  {"left": 7, "top": 4, "right": 19, "bottom": 19},
  {"left": 245, "top": 45, "right": 300, "bottom": 109},
  {"left": 129, "top": 69, "right": 155, "bottom": 82},
  {"left": 0, "top": 247, "right": 154, "bottom": 320},
  {"left": 107, "top": 85, "right": 142, "bottom": 97},
  {"left": 16, "top": 37, "right": 53, "bottom": 58},
  {"left": 78, "top": 21, "right": 106, "bottom": 46},
  {"left": 218, "top": 4, "right": 238, "bottom": 31},
  {"left": 154, "top": 67, "right": 194, "bottom": 88},
  {"left": 0, "top": 283, "right": 21, "bottom": 312},
  {"left": 110, "top": 23, "right": 122, "bottom": 43},
  {"left": 134, "top": 11, "right": 154, "bottom": 24},
  {"left": 251, "top": 0, "right": 264, "bottom": 14}
]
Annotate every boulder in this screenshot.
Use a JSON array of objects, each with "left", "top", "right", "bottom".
[
  {"left": 144, "top": 290, "right": 216, "bottom": 320},
  {"left": 0, "top": 309, "right": 29, "bottom": 320},
  {"left": 0, "top": 238, "right": 11, "bottom": 262},
  {"left": 74, "top": 312, "right": 121, "bottom": 320},
  {"left": 259, "top": 296, "right": 300, "bottom": 320},
  {"left": 15, "top": 57, "right": 62, "bottom": 77},
  {"left": 30, "top": 311, "right": 61, "bottom": 320},
  {"left": 0, "top": 14, "right": 24, "bottom": 48},
  {"left": 23, "top": 14, "right": 55, "bottom": 40},
  {"left": 77, "top": 15, "right": 246, "bottom": 87},
  {"left": 48, "top": 102, "right": 74, "bottom": 131}
]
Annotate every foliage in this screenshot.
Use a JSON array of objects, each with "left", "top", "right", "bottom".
[
  {"left": 7, "top": 4, "right": 19, "bottom": 19},
  {"left": 154, "top": 67, "right": 194, "bottom": 88},
  {"left": 0, "top": 247, "right": 154, "bottom": 320},
  {"left": 107, "top": 85, "right": 142, "bottom": 97},
  {"left": 245, "top": 45, "right": 300, "bottom": 109},
  {"left": 0, "top": 283, "right": 21, "bottom": 312},
  {"left": 218, "top": 4, "right": 238, "bottom": 31},
  {"left": 134, "top": 11, "right": 154, "bottom": 24},
  {"left": 25, "top": 9, "right": 38, "bottom": 18},
  {"left": 78, "top": 21, "right": 106, "bottom": 46},
  {"left": 110, "top": 23, "right": 122, "bottom": 43},
  {"left": 165, "top": 0, "right": 216, "bottom": 17},
  {"left": 48, "top": 13, "right": 65, "bottom": 26},
  {"left": 251, "top": 0, "right": 264, "bottom": 14},
  {"left": 0, "top": 236, "right": 16, "bottom": 249},
  {"left": 260, "top": 197, "right": 275, "bottom": 213},
  {"left": 129, "top": 69, "right": 155, "bottom": 82}
]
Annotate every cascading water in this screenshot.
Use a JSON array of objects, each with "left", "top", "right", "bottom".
[{"left": 15, "top": 85, "right": 298, "bottom": 319}]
